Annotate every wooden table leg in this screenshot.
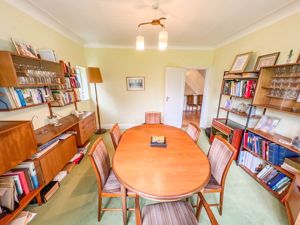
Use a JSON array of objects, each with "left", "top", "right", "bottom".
[{"left": 121, "top": 184, "right": 127, "bottom": 225}]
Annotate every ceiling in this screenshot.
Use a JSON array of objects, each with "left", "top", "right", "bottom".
[{"left": 7, "top": 0, "right": 300, "bottom": 48}]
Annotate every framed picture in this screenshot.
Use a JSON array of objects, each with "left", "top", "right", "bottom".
[
  {"left": 229, "top": 52, "right": 252, "bottom": 73},
  {"left": 11, "top": 38, "right": 37, "bottom": 58},
  {"left": 254, "top": 52, "right": 280, "bottom": 71},
  {"left": 126, "top": 77, "right": 145, "bottom": 91},
  {"left": 297, "top": 53, "right": 300, "bottom": 63},
  {"left": 254, "top": 115, "right": 280, "bottom": 134},
  {"left": 291, "top": 136, "right": 300, "bottom": 150}
]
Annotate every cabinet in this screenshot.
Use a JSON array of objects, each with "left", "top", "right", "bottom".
[{"left": 72, "top": 112, "right": 96, "bottom": 146}]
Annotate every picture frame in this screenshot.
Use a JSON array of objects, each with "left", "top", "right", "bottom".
[
  {"left": 229, "top": 52, "right": 252, "bottom": 73},
  {"left": 254, "top": 115, "right": 280, "bottom": 134},
  {"left": 11, "top": 38, "right": 38, "bottom": 58},
  {"left": 254, "top": 52, "right": 280, "bottom": 71},
  {"left": 126, "top": 76, "right": 145, "bottom": 91}
]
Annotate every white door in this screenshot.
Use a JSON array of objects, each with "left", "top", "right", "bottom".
[{"left": 164, "top": 67, "right": 186, "bottom": 128}]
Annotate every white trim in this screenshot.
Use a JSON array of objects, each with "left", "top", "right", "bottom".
[
  {"left": 5, "top": 0, "right": 83, "bottom": 44},
  {"left": 102, "top": 123, "right": 139, "bottom": 130},
  {"left": 216, "top": 1, "right": 300, "bottom": 48},
  {"left": 84, "top": 43, "right": 215, "bottom": 50}
]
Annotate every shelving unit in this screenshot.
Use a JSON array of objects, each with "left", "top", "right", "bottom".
[{"left": 0, "top": 102, "right": 52, "bottom": 112}]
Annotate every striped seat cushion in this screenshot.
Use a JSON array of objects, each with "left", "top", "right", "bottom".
[
  {"left": 103, "top": 170, "right": 121, "bottom": 193},
  {"left": 142, "top": 201, "right": 198, "bottom": 225},
  {"left": 92, "top": 140, "right": 111, "bottom": 189},
  {"left": 145, "top": 112, "right": 161, "bottom": 124},
  {"left": 208, "top": 138, "right": 233, "bottom": 185},
  {"left": 205, "top": 175, "right": 222, "bottom": 190},
  {"left": 186, "top": 123, "right": 200, "bottom": 142}
]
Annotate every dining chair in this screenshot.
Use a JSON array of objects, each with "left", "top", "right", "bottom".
[
  {"left": 135, "top": 192, "right": 218, "bottom": 225},
  {"left": 197, "top": 95, "right": 203, "bottom": 112},
  {"left": 109, "top": 123, "right": 122, "bottom": 150},
  {"left": 284, "top": 173, "right": 300, "bottom": 225},
  {"left": 186, "top": 95, "right": 197, "bottom": 112},
  {"left": 88, "top": 137, "right": 135, "bottom": 221},
  {"left": 186, "top": 122, "right": 201, "bottom": 143},
  {"left": 203, "top": 135, "right": 238, "bottom": 215},
  {"left": 145, "top": 112, "right": 161, "bottom": 124}
]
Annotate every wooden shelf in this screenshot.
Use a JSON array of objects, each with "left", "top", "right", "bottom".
[
  {"left": 17, "top": 83, "right": 61, "bottom": 88},
  {"left": 242, "top": 146, "right": 294, "bottom": 178},
  {"left": 254, "top": 104, "right": 300, "bottom": 116},
  {"left": 266, "top": 95, "right": 297, "bottom": 101},
  {"left": 220, "top": 107, "right": 261, "bottom": 119},
  {"left": 271, "top": 75, "right": 300, "bottom": 78},
  {"left": 0, "top": 102, "right": 51, "bottom": 111},
  {"left": 50, "top": 100, "right": 80, "bottom": 108},
  {"left": 0, "top": 186, "right": 43, "bottom": 225},
  {"left": 262, "top": 86, "right": 300, "bottom": 91},
  {"left": 222, "top": 94, "right": 253, "bottom": 100},
  {"left": 11, "top": 53, "right": 61, "bottom": 65},
  {"left": 263, "top": 63, "right": 300, "bottom": 69},
  {"left": 239, "top": 165, "right": 287, "bottom": 201},
  {"left": 224, "top": 77, "right": 258, "bottom": 81},
  {"left": 247, "top": 128, "right": 300, "bottom": 154}
]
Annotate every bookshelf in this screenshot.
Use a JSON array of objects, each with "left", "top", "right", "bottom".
[{"left": 211, "top": 71, "right": 261, "bottom": 152}]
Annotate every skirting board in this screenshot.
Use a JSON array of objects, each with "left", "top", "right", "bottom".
[{"left": 101, "top": 123, "right": 139, "bottom": 130}]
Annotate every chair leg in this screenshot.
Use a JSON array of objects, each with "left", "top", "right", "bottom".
[
  {"left": 218, "top": 190, "right": 224, "bottom": 216},
  {"left": 195, "top": 195, "right": 202, "bottom": 221},
  {"left": 98, "top": 195, "right": 102, "bottom": 221},
  {"left": 121, "top": 185, "right": 127, "bottom": 225}
]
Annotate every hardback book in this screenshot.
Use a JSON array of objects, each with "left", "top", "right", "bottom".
[
  {"left": 15, "top": 161, "right": 39, "bottom": 189},
  {"left": 150, "top": 136, "right": 167, "bottom": 147},
  {"left": 41, "top": 181, "right": 60, "bottom": 203},
  {"left": 284, "top": 157, "right": 300, "bottom": 170}
]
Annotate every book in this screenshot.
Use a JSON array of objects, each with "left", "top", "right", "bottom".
[
  {"left": 3, "top": 171, "right": 30, "bottom": 195},
  {"left": 15, "top": 161, "right": 39, "bottom": 189},
  {"left": 53, "top": 171, "right": 67, "bottom": 183},
  {"left": 284, "top": 157, "right": 300, "bottom": 170},
  {"left": 0, "top": 87, "right": 17, "bottom": 109},
  {"left": 267, "top": 173, "right": 286, "bottom": 188},
  {"left": 150, "top": 136, "right": 167, "bottom": 147},
  {"left": 41, "top": 181, "right": 60, "bottom": 203}
]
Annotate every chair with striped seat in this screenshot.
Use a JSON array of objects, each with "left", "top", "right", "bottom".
[
  {"left": 88, "top": 137, "right": 135, "bottom": 221},
  {"left": 109, "top": 123, "right": 122, "bottom": 150},
  {"left": 145, "top": 112, "right": 161, "bottom": 124},
  {"left": 203, "top": 136, "right": 237, "bottom": 215},
  {"left": 186, "top": 122, "right": 201, "bottom": 143},
  {"left": 284, "top": 173, "right": 300, "bottom": 225},
  {"left": 135, "top": 192, "right": 218, "bottom": 225}
]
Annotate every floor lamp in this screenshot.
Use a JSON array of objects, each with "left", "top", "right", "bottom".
[{"left": 88, "top": 67, "right": 106, "bottom": 134}]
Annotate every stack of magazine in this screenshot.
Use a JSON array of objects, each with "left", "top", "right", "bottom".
[{"left": 150, "top": 136, "right": 167, "bottom": 147}]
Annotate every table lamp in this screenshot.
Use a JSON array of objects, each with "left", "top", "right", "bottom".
[{"left": 88, "top": 67, "right": 106, "bottom": 134}]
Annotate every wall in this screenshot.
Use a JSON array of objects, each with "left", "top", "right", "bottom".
[
  {"left": 0, "top": 1, "right": 90, "bottom": 129},
  {"left": 84, "top": 48, "right": 214, "bottom": 127},
  {"left": 210, "top": 12, "right": 300, "bottom": 137}
]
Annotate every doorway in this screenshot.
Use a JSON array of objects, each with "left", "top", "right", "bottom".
[{"left": 182, "top": 69, "right": 206, "bottom": 127}]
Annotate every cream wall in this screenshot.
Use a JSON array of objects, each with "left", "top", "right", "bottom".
[
  {"left": 84, "top": 48, "right": 214, "bottom": 127},
  {"left": 0, "top": 1, "right": 91, "bottom": 129},
  {"left": 210, "top": 12, "right": 300, "bottom": 137}
]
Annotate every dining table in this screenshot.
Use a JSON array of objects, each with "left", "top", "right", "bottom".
[{"left": 112, "top": 124, "right": 211, "bottom": 224}]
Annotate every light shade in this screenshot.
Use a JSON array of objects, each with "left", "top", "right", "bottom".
[
  {"left": 158, "top": 30, "right": 168, "bottom": 51},
  {"left": 87, "top": 67, "right": 103, "bottom": 83},
  {"left": 136, "top": 35, "right": 145, "bottom": 51}
]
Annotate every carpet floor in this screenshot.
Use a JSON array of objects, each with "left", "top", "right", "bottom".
[{"left": 27, "top": 130, "right": 288, "bottom": 225}]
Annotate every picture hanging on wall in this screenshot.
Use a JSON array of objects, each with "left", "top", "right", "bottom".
[
  {"left": 11, "top": 38, "right": 38, "bottom": 58},
  {"left": 229, "top": 52, "right": 252, "bottom": 73},
  {"left": 254, "top": 52, "right": 280, "bottom": 71},
  {"left": 126, "top": 76, "right": 145, "bottom": 91}
]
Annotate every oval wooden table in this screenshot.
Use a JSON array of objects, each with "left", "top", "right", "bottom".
[{"left": 113, "top": 124, "right": 210, "bottom": 224}]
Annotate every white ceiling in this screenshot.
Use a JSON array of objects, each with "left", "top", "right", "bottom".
[{"left": 6, "top": 0, "right": 300, "bottom": 48}]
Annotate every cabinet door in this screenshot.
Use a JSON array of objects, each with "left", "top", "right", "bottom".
[
  {"left": 39, "top": 135, "right": 77, "bottom": 184},
  {"left": 77, "top": 113, "right": 96, "bottom": 146}
]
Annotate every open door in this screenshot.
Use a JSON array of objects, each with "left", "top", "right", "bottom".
[{"left": 164, "top": 67, "right": 186, "bottom": 128}]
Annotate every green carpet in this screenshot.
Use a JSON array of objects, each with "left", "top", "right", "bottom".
[{"left": 27, "top": 130, "right": 288, "bottom": 225}]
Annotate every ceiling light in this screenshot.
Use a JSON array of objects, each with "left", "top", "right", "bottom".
[{"left": 136, "top": 4, "right": 167, "bottom": 51}]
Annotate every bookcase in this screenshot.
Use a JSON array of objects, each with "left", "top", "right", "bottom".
[
  {"left": 211, "top": 71, "right": 261, "bottom": 152},
  {"left": 0, "top": 51, "right": 82, "bottom": 112},
  {"left": 253, "top": 63, "right": 300, "bottom": 115}
]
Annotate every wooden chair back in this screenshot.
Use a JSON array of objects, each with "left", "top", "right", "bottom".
[
  {"left": 186, "top": 95, "right": 195, "bottom": 105},
  {"left": 88, "top": 137, "right": 110, "bottom": 195},
  {"left": 145, "top": 112, "right": 161, "bottom": 124},
  {"left": 207, "top": 136, "right": 238, "bottom": 187},
  {"left": 110, "top": 123, "right": 122, "bottom": 150},
  {"left": 285, "top": 173, "right": 300, "bottom": 225},
  {"left": 197, "top": 95, "right": 203, "bottom": 105},
  {"left": 186, "top": 122, "right": 201, "bottom": 143}
]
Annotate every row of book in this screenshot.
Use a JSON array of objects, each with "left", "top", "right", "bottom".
[
  {"left": 244, "top": 132, "right": 299, "bottom": 165},
  {"left": 238, "top": 151, "right": 291, "bottom": 194},
  {"left": 50, "top": 90, "right": 78, "bottom": 106},
  {"left": 0, "top": 161, "right": 39, "bottom": 213},
  {"left": 0, "top": 87, "right": 53, "bottom": 109},
  {"left": 281, "top": 157, "right": 300, "bottom": 175},
  {"left": 223, "top": 80, "right": 256, "bottom": 98},
  {"left": 65, "top": 76, "right": 80, "bottom": 89}
]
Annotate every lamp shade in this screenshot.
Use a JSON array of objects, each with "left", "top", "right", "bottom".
[{"left": 87, "top": 67, "right": 103, "bottom": 83}]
